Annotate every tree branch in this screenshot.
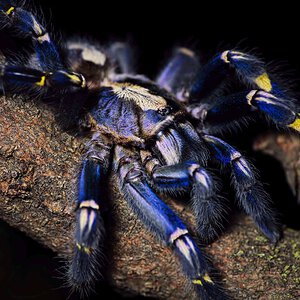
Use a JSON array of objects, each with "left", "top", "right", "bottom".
[{"left": 0, "top": 95, "right": 299, "bottom": 299}]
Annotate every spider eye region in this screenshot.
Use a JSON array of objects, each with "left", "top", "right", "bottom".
[
  {"left": 111, "top": 82, "right": 168, "bottom": 111},
  {"left": 158, "top": 106, "right": 172, "bottom": 116},
  {"left": 95, "top": 83, "right": 182, "bottom": 142}
]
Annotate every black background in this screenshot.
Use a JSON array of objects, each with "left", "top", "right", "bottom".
[
  {"left": 1, "top": 1, "right": 300, "bottom": 299},
  {"left": 39, "top": 1, "right": 300, "bottom": 81}
]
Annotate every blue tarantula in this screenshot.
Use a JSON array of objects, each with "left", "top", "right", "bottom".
[{"left": 1, "top": 1, "right": 299, "bottom": 299}]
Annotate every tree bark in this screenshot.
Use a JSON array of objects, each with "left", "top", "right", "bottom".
[
  {"left": 0, "top": 95, "right": 299, "bottom": 299},
  {"left": 254, "top": 132, "right": 300, "bottom": 205}
]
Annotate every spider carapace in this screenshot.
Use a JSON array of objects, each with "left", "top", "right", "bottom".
[{"left": 1, "top": 1, "right": 299, "bottom": 299}]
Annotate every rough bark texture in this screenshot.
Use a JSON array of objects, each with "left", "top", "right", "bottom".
[
  {"left": 254, "top": 133, "right": 300, "bottom": 205},
  {"left": 0, "top": 95, "right": 300, "bottom": 299}
]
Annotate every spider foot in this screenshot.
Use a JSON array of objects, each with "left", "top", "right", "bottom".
[
  {"left": 151, "top": 162, "right": 225, "bottom": 244},
  {"left": 69, "top": 153, "right": 109, "bottom": 293},
  {"left": 204, "top": 134, "right": 282, "bottom": 243},
  {"left": 116, "top": 146, "right": 229, "bottom": 299}
]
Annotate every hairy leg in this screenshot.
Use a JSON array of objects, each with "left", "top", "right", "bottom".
[
  {"left": 203, "top": 134, "right": 281, "bottom": 243},
  {"left": 68, "top": 134, "right": 111, "bottom": 294},
  {"left": 114, "top": 145, "right": 228, "bottom": 300},
  {"left": 188, "top": 90, "right": 300, "bottom": 133}
]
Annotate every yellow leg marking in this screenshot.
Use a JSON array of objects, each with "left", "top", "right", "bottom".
[
  {"left": 66, "top": 73, "right": 86, "bottom": 88},
  {"left": 32, "top": 17, "right": 44, "bottom": 36},
  {"left": 81, "top": 77, "right": 87, "bottom": 88},
  {"left": 192, "top": 279, "right": 203, "bottom": 286},
  {"left": 192, "top": 273, "right": 213, "bottom": 286},
  {"left": 203, "top": 273, "right": 214, "bottom": 284},
  {"left": 6, "top": 6, "right": 15, "bottom": 15},
  {"left": 254, "top": 73, "right": 272, "bottom": 92},
  {"left": 37, "top": 33, "right": 50, "bottom": 43},
  {"left": 67, "top": 73, "right": 82, "bottom": 84},
  {"left": 76, "top": 243, "right": 92, "bottom": 255},
  {"left": 67, "top": 73, "right": 81, "bottom": 82},
  {"left": 84, "top": 247, "right": 91, "bottom": 255},
  {"left": 289, "top": 115, "right": 300, "bottom": 132},
  {"left": 36, "top": 75, "right": 46, "bottom": 87}
]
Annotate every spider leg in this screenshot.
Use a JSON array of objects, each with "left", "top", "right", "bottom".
[
  {"left": 203, "top": 134, "right": 281, "bottom": 243},
  {"left": 115, "top": 146, "right": 228, "bottom": 300},
  {"left": 153, "top": 161, "right": 224, "bottom": 243},
  {"left": 146, "top": 122, "right": 224, "bottom": 242},
  {"left": 156, "top": 47, "right": 200, "bottom": 101},
  {"left": 188, "top": 90, "right": 300, "bottom": 133},
  {"left": 66, "top": 39, "right": 111, "bottom": 85},
  {"left": 0, "top": 1, "right": 87, "bottom": 94},
  {"left": 109, "top": 42, "right": 136, "bottom": 74},
  {"left": 68, "top": 134, "right": 111, "bottom": 293},
  {"left": 0, "top": 0, "right": 63, "bottom": 71},
  {"left": 189, "top": 50, "right": 285, "bottom": 100},
  {"left": 0, "top": 65, "right": 86, "bottom": 93}
]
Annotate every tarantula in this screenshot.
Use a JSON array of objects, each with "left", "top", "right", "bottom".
[{"left": 1, "top": 1, "right": 299, "bottom": 299}]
